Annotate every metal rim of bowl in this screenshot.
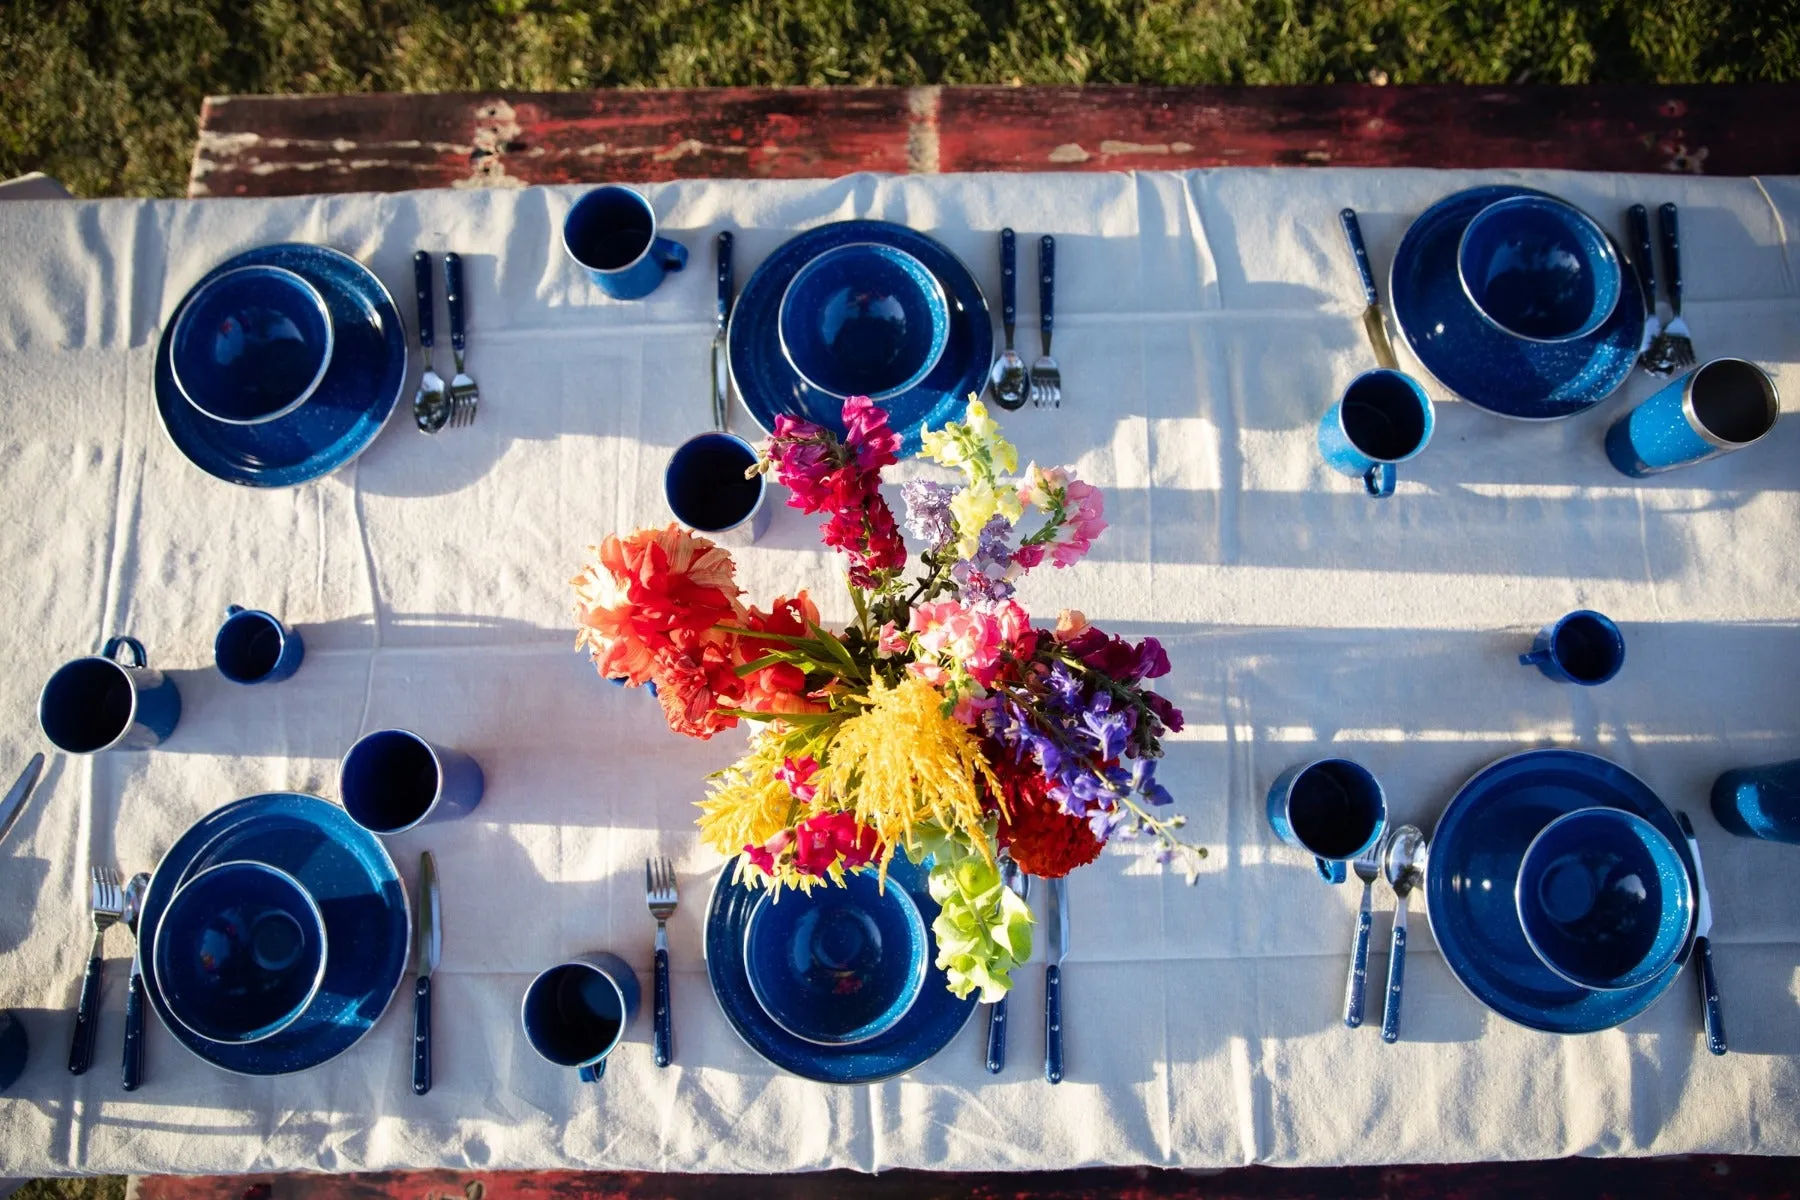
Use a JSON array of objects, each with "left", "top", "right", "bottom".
[{"left": 1454, "top": 194, "right": 1624, "bottom": 346}]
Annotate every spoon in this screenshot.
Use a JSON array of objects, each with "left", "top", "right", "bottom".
[
  {"left": 1381, "top": 824, "right": 1426, "bottom": 1045},
  {"left": 986, "top": 228, "right": 1029, "bottom": 410},
  {"left": 411, "top": 250, "right": 449, "bottom": 433},
  {"left": 121, "top": 871, "right": 151, "bottom": 1090}
]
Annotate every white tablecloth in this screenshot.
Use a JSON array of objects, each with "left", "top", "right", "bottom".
[{"left": 1, "top": 168, "right": 1798, "bottom": 1177}]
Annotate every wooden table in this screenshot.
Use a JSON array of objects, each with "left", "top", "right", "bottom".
[{"left": 187, "top": 84, "right": 1800, "bottom": 197}]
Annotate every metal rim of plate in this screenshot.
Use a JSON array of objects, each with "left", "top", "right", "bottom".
[
  {"left": 726, "top": 220, "right": 993, "bottom": 458},
  {"left": 137, "top": 792, "right": 411, "bottom": 1076},
  {"left": 153, "top": 243, "right": 407, "bottom": 487},
  {"left": 1423, "top": 748, "right": 1696, "bottom": 1035},
  {"left": 1387, "top": 186, "right": 1646, "bottom": 421},
  {"left": 704, "top": 855, "right": 979, "bottom": 1084}
]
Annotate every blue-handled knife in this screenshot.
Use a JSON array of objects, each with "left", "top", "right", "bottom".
[
  {"left": 1045, "top": 875, "right": 1068, "bottom": 1084},
  {"left": 1675, "top": 812, "right": 1726, "bottom": 1055},
  {"left": 0, "top": 753, "right": 45, "bottom": 852},
  {"left": 412, "top": 851, "right": 441, "bottom": 1094},
  {"left": 984, "top": 858, "right": 1031, "bottom": 1073}
]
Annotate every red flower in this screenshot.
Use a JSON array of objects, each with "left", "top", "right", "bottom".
[
  {"left": 791, "top": 811, "right": 884, "bottom": 876},
  {"left": 737, "top": 592, "right": 830, "bottom": 714},
  {"left": 762, "top": 398, "right": 907, "bottom": 588},
  {"left": 651, "top": 638, "right": 745, "bottom": 739},
  {"left": 991, "top": 752, "right": 1104, "bottom": 878},
  {"left": 574, "top": 526, "right": 743, "bottom": 687}
]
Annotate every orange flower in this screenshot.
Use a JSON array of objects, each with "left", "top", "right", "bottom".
[
  {"left": 653, "top": 638, "right": 745, "bottom": 739},
  {"left": 574, "top": 525, "right": 744, "bottom": 686},
  {"left": 737, "top": 591, "right": 830, "bottom": 715}
]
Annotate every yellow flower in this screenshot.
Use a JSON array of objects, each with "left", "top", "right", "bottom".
[
  {"left": 816, "top": 676, "right": 1002, "bottom": 863},
  {"left": 697, "top": 729, "right": 799, "bottom": 861},
  {"left": 948, "top": 481, "right": 1024, "bottom": 558}
]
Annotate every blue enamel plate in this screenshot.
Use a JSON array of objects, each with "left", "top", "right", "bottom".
[
  {"left": 1389, "top": 186, "right": 1645, "bottom": 420},
  {"left": 138, "top": 793, "right": 410, "bottom": 1075},
  {"left": 155, "top": 244, "right": 407, "bottom": 486},
  {"left": 1425, "top": 749, "right": 1696, "bottom": 1035},
  {"left": 728, "top": 221, "right": 993, "bottom": 458},
  {"left": 706, "top": 855, "right": 978, "bottom": 1084}
]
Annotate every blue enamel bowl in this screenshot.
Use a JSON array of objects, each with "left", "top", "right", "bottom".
[
  {"left": 1516, "top": 806, "right": 1693, "bottom": 992},
  {"left": 778, "top": 242, "right": 950, "bottom": 402},
  {"left": 744, "top": 869, "right": 929, "bottom": 1045},
  {"left": 153, "top": 860, "right": 328, "bottom": 1045},
  {"left": 1458, "top": 195, "right": 1622, "bottom": 344},
  {"left": 171, "top": 265, "right": 335, "bottom": 425}
]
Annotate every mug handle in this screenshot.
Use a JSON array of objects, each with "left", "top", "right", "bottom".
[
  {"left": 1315, "top": 856, "right": 1347, "bottom": 884},
  {"left": 653, "top": 237, "right": 688, "bottom": 274},
  {"left": 102, "top": 636, "right": 146, "bottom": 668},
  {"left": 578, "top": 1060, "right": 605, "bottom": 1083},
  {"left": 226, "top": 605, "right": 244, "bottom": 617},
  {"left": 1362, "top": 463, "right": 1397, "bottom": 498},
  {"left": 1519, "top": 649, "right": 1549, "bottom": 667}
]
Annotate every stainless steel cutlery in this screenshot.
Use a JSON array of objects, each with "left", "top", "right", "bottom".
[
  {"left": 0, "top": 753, "right": 45, "bottom": 852},
  {"left": 1344, "top": 835, "right": 1387, "bottom": 1029},
  {"left": 646, "top": 856, "right": 678, "bottom": 1068},
  {"left": 1676, "top": 811, "right": 1726, "bottom": 1055},
  {"left": 1030, "top": 235, "right": 1061, "bottom": 409},
  {"left": 1380, "top": 825, "right": 1425, "bottom": 1045},
  {"left": 988, "top": 228, "right": 1029, "bottom": 411},
  {"left": 412, "top": 250, "right": 450, "bottom": 433},
  {"left": 413, "top": 851, "right": 442, "bottom": 1095},
  {"left": 70, "top": 866, "right": 123, "bottom": 1075},
  {"left": 1340, "top": 208, "right": 1400, "bottom": 371},
  {"left": 121, "top": 871, "right": 150, "bottom": 1091},
  {"left": 1655, "top": 203, "right": 1696, "bottom": 371},
  {"left": 984, "top": 856, "right": 1031, "bottom": 1073},
  {"left": 712, "top": 231, "right": 735, "bottom": 432},
  {"left": 444, "top": 253, "right": 479, "bottom": 427},
  {"left": 1044, "top": 873, "right": 1068, "bottom": 1083}
]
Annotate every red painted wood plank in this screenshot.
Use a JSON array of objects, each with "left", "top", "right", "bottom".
[
  {"left": 132, "top": 1157, "right": 1800, "bottom": 1200},
  {"left": 188, "top": 85, "right": 1800, "bottom": 199}
]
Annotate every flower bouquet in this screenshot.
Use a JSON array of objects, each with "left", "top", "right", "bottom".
[{"left": 573, "top": 397, "right": 1201, "bottom": 1001}]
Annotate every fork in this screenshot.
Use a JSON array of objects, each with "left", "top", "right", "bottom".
[
  {"left": 1657, "top": 203, "right": 1696, "bottom": 371},
  {"left": 645, "top": 857, "right": 678, "bottom": 1068},
  {"left": 1628, "top": 205, "right": 1670, "bottom": 377},
  {"left": 69, "top": 866, "right": 123, "bottom": 1075},
  {"left": 445, "top": 252, "right": 479, "bottom": 427},
  {"left": 1030, "top": 235, "right": 1061, "bottom": 408},
  {"left": 1344, "top": 836, "right": 1387, "bottom": 1028}
]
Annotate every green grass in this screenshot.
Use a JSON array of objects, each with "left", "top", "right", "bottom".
[
  {"left": 11, "top": 1179, "right": 126, "bottom": 1200},
  {"left": 2, "top": 0, "right": 1798, "bottom": 196}
]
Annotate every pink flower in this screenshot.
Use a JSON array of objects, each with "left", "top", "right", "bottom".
[
  {"left": 875, "top": 621, "right": 909, "bottom": 657},
  {"left": 1012, "top": 542, "right": 1045, "bottom": 570},
  {"left": 842, "top": 395, "right": 902, "bottom": 470},
  {"left": 761, "top": 400, "right": 906, "bottom": 587},
  {"left": 776, "top": 755, "right": 820, "bottom": 804},
  {"left": 791, "top": 811, "right": 883, "bottom": 876},
  {"left": 908, "top": 661, "right": 951, "bottom": 686},
  {"left": 1048, "top": 481, "right": 1106, "bottom": 568},
  {"left": 742, "top": 829, "right": 794, "bottom": 875},
  {"left": 910, "top": 600, "right": 1004, "bottom": 686}
]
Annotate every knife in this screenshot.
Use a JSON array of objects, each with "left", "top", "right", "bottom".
[
  {"left": 1675, "top": 811, "right": 1726, "bottom": 1055},
  {"left": 1045, "top": 875, "right": 1068, "bottom": 1084},
  {"left": 984, "top": 858, "right": 1031, "bottom": 1073},
  {"left": 413, "top": 851, "right": 442, "bottom": 1094},
  {"left": 1339, "top": 208, "right": 1399, "bottom": 372},
  {"left": 711, "top": 231, "right": 735, "bottom": 433},
  {"left": 0, "top": 753, "right": 45, "bottom": 852}
]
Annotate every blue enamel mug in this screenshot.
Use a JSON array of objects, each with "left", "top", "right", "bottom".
[
  {"left": 1267, "top": 758, "right": 1387, "bottom": 884},
  {"left": 1318, "top": 369, "right": 1435, "bottom": 498},
  {"left": 665, "top": 431, "right": 769, "bottom": 547},
  {"left": 1520, "top": 610, "right": 1624, "bottom": 686},
  {"left": 338, "top": 729, "right": 485, "bottom": 835},
  {"left": 1711, "top": 757, "right": 1800, "bottom": 843},
  {"left": 1606, "top": 357, "right": 1779, "bottom": 477},
  {"left": 522, "top": 951, "right": 641, "bottom": 1082},
  {"left": 214, "top": 605, "right": 305, "bottom": 685},
  {"left": 39, "top": 636, "right": 182, "bottom": 754},
  {"left": 562, "top": 186, "right": 688, "bottom": 300}
]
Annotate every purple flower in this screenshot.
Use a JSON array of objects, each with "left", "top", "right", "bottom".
[
  {"left": 1133, "top": 637, "right": 1171, "bottom": 680},
  {"left": 951, "top": 514, "right": 1016, "bottom": 604},
  {"left": 901, "top": 480, "right": 956, "bottom": 549},
  {"left": 1144, "top": 690, "right": 1185, "bottom": 734},
  {"left": 1132, "top": 757, "right": 1174, "bottom": 807},
  {"left": 1082, "top": 697, "right": 1130, "bottom": 761}
]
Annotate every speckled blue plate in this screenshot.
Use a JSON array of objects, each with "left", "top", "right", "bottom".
[
  {"left": 706, "top": 855, "right": 978, "bottom": 1084},
  {"left": 138, "top": 793, "right": 410, "bottom": 1075},
  {"left": 155, "top": 244, "right": 406, "bottom": 486},
  {"left": 1389, "top": 187, "right": 1645, "bottom": 420},
  {"left": 728, "top": 221, "right": 993, "bottom": 458},
  {"left": 1426, "top": 749, "right": 1696, "bottom": 1034}
]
